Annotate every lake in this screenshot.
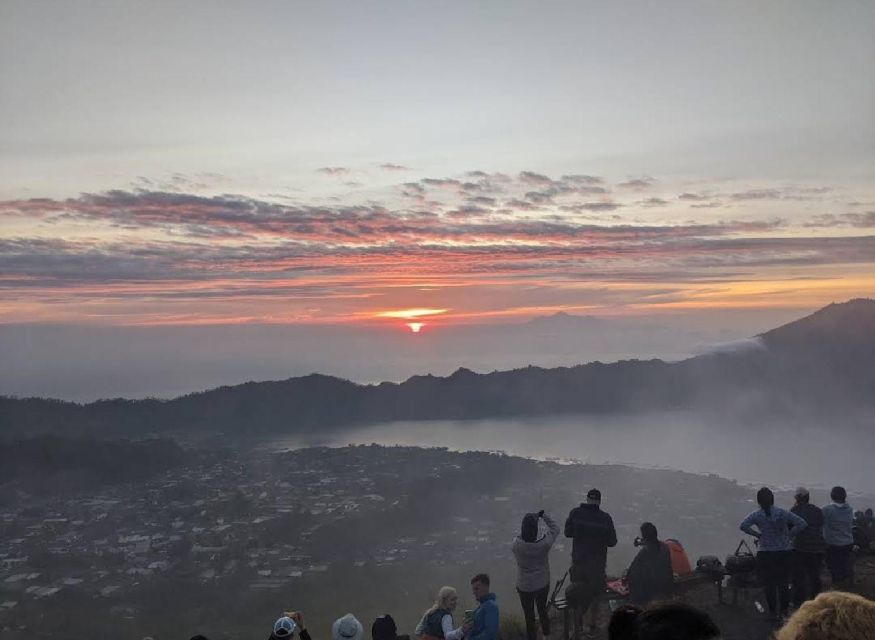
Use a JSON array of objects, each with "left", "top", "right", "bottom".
[{"left": 274, "top": 410, "right": 875, "bottom": 491}]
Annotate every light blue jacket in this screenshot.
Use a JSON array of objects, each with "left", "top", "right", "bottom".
[
  {"left": 740, "top": 507, "right": 806, "bottom": 552},
  {"left": 822, "top": 502, "right": 854, "bottom": 546}
]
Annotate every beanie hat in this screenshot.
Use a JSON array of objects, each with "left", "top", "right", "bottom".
[{"left": 333, "top": 614, "right": 364, "bottom": 640}]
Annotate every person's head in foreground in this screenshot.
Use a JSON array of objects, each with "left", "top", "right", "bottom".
[
  {"left": 271, "top": 617, "right": 297, "bottom": 640},
  {"left": 333, "top": 614, "right": 364, "bottom": 640},
  {"left": 776, "top": 591, "right": 875, "bottom": 640},
  {"left": 608, "top": 602, "right": 720, "bottom": 640},
  {"left": 372, "top": 614, "right": 398, "bottom": 640}
]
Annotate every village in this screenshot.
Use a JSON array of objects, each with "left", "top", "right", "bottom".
[{"left": 0, "top": 443, "right": 792, "bottom": 638}]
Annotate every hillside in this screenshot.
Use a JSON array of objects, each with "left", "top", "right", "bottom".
[
  {"left": 0, "top": 442, "right": 871, "bottom": 640},
  {"left": 2, "top": 299, "right": 874, "bottom": 436},
  {"left": 0, "top": 436, "right": 186, "bottom": 495}
]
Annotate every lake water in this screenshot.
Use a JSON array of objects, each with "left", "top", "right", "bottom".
[{"left": 274, "top": 410, "right": 875, "bottom": 491}]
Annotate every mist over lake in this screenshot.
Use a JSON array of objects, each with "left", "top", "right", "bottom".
[{"left": 275, "top": 410, "right": 875, "bottom": 490}]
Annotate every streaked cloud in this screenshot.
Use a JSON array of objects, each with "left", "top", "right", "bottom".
[{"left": 1, "top": 168, "right": 873, "bottom": 325}]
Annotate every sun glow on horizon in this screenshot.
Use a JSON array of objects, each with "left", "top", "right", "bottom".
[
  {"left": 375, "top": 308, "right": 447, "bottom": 320},
  {"left": 406, "top": 322, "right": 425, "bottom": 333}
]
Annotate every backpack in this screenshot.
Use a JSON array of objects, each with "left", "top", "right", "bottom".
[{"left": 695, "top": 555, "right": 725, "bottom": 577}]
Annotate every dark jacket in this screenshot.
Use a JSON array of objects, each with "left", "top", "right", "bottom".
[
  {"left": 564, "top": 504, "right": 617, "bottom": 577},
  {"left": 791, "top": 503, "right": 826, "bottom": 553},
  {"left": 626, "top": 541, "right": 674, "bottom": 606},
  {"left": 419, "top": 608, "right": 450, "bottom": 639}
]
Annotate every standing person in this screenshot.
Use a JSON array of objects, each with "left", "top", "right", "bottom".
[
  {"left": 415, "top": 587, "right": 463, "bottom": 640},
  {"left": 790, "top": 487, "right": 826, "bottom": 605},
  {"left": 625, "top": 522, "right": 674, "bottom": 606},
  {"left": 822, "top": 486, "right": 855, "bottom": 587},
  {"left": 464, "top": 574, "right": 499, "bottom": 640},
  {"left": 512, "top": 509, "right": 560, "bottom": 640},
  {"left": 564, "top": 488, "right": 617, "bottom": 638},
  {"left": 740, "top": 487, "right": 807, "bottom": 624}
]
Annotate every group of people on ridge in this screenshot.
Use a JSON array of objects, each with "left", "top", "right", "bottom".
[
  {"left": 189, "top": 485, "right": 873, "bottom": 640},
  {"left": 739, "top": 485, "right": 859, "bottom": 624}
]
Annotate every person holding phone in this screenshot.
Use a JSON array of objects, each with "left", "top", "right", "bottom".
[{"left": 512, "top": 510, "right": 560, "bottom": 640}]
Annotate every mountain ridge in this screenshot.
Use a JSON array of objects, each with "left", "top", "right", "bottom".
[{"left": 2, "top": 298, "right": 874, "bottom": 436}]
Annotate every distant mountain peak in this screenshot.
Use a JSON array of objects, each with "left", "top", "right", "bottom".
[{"left": 760, "top": 298, "right": 875, "bottom": 346}]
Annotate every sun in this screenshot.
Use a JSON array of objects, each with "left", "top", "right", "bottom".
[{"left": 406, "top": 322, "right": 425, "bottom": 333}]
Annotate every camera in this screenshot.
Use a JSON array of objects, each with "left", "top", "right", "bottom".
[{"left": 633, "top": 536, "right": 644, "bottom": 547}]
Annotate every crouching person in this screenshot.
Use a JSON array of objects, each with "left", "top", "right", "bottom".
[
  {"left": 626, "top": 522, "right": 674, "bottom": 606},
  {"left": 415, "top": 587, "right": 464, "bottom": 640}
]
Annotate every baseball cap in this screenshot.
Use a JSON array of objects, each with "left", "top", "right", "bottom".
[{"left": 273, "top": 617, "right": 297, "bottom": 638}]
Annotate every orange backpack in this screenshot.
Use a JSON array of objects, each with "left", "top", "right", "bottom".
[{"left": 665, "top": 538, "right": 692, "bottom": 576}]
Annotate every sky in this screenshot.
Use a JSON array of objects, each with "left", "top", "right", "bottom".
[{"left": 1, "top": 2, "right": 875, "bottom": 397}]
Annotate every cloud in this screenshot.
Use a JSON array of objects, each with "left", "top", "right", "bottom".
[
  {"left": 519, "top": 171, "right": 554, "bottom": 186},
  {"left": 731, "top": 188, "right": 782, "bottom": 201},
  {"left": 422, "top": 178, "right": 462, "bottom": 188},
  {"left": 316, "top": 167, "right": 351, "bottom": 175},
  {"left": 379, "top": 163, "right": 411, "bottom": 171},
  {"left": 559, "top": 202, "right": 622, "bottom": 213},
  {"left": 2, "top": 175, "right": 872, "bottom": 324},
  {"left": 639, "top": 198, "right": 669, "bottom": 207},
  {"left": 692, "top": 336, "right": 766, "bottom": 356},
  {"left": 679, "top": 192, "right": 708, "bottom": 201},
  {"left": 804, "top": 212, "right": 875, "bottom": 228},
  {"left": 525, "top": 191, "right": 555, "bottom": 205},
  {"left": 467, "top": 196, "right": 497, "bottom": 207},
  {"left": 560, "top": 174, "right": 603, "bottom": 186},
  {"left": 618, "top": 177, "right": 656, "bottom": 190},
  {"left": 730, "top": 186, "right": 832, "bottom": 201}
]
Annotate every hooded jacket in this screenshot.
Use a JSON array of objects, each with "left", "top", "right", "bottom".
[
  {"left": 822, "top": 502, "right": 855, "bottom": 546},
  {"left": 468, "top": 593, "right": 498, "bottom": 640},
  {"left": 512, "top": 512, "right": 560, "bottom": 592},
  {"left": 626, "top": 541, "right": 674, "bottom": 606}
]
